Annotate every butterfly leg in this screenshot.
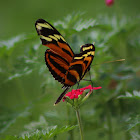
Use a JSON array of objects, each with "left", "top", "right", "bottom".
[{"left": 82, "top": 71, "right": 93, "bottom": 86}]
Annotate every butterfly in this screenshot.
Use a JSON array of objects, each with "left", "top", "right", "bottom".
[{"left": 35, "top": 19, "right": 95, "bottom": 105}]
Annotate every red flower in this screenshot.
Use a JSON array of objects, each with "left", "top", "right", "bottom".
[
  {"left": 63, "top": 85, "right": 102, "bottom": 101},
  {"left": 105, "top": 0, "right": 114, "bottom": 6}
]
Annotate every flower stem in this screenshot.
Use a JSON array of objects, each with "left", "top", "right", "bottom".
[
  {"left": 67, "top": 105, "right": 74, "bottom": 140},
  {"left": 75, "top": 109, "right": 84, "bottom": 140}
]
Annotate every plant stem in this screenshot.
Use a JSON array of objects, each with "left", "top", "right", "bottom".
[
  {"left": 67, "top": 105, "right": 74, "bottom": 140},
  {"left": 75, "top": 109, "right": 84, "bottom": 140}
]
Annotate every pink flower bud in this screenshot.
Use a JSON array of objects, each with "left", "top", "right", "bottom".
[{"left": 105, "top": 0, "right": 114, "bottom": 6}]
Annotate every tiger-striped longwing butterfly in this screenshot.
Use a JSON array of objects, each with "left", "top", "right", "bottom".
[{"left": 35, "top": 19, "right": 95, "bottom": 105}]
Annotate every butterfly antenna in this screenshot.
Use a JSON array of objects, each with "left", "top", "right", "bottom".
[
  {"left": 92, "top": 59, "right": 125, "bottom": 66},
  {"left": 54, "top": 87, "right": 70, "bottom": 106}
]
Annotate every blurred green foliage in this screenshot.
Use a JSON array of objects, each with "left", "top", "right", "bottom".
[
  {"left": 0, "top": 0, "right": 140, "bottom": 39},
  {"left": 0, "top": 0, "right": 140, "bottom": 139}
]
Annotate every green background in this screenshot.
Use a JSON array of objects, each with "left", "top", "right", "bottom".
[
  {"left": 0, "top": 0, "right": 140, "bottom": 39},
  {"left": 0, "top": 0, "right": 140, "bottom": 140}
]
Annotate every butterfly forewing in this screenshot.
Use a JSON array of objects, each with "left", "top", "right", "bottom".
[{"left": 35, "top": 19, "right": 74, "bottom": 64}]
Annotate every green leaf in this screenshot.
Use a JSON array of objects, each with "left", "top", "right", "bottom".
[
  {"left": 20, "top": 125, "right": 77, "bottom": 139},
  {"left": 130, "top": 131, "right": 140, "bottom": 140},
  {"left": 0, "top": 34, "right": 26, "bottom": 50},
  {"left": 54, "top": 12, "right": 97, "bottom": 34},
  {"left": 20, "top": 115, "right": 77, "bottom": 139},
  {"left": 125, "top": 115, "right": 140, "bottom": 131},
  {"left": 117, "top": 90, "right": 140, "bottom": 99},
  {"left": 6, "top": 69, "right": 33, "bottom": 81},
  {"left": 46, "top": 125, "right": 77, "bottom": 138},
  {"left": 73, "top": 19, "right": 97, "bottom": 32}
]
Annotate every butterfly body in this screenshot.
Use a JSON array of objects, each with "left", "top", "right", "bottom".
[{"left": 35, "top": 19, "right": 95, "bottom": 104}]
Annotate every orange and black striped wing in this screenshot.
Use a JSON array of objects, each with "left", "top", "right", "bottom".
[
  {"left": 73, "top": 44, "right": 95, "bottom": 79},
  {"left": 35, "top": 19, "right": 74, "bottom": 64},
  {"left": 45, "top": 49, "right": 69, "bottom": 85},
  {"left": 64, "top": 44, "right": 95, "bottom": 87}
]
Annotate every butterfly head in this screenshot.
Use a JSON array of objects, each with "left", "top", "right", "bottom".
[{"left": 80, "top": 44, "right": 95, "bottom": 52}]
